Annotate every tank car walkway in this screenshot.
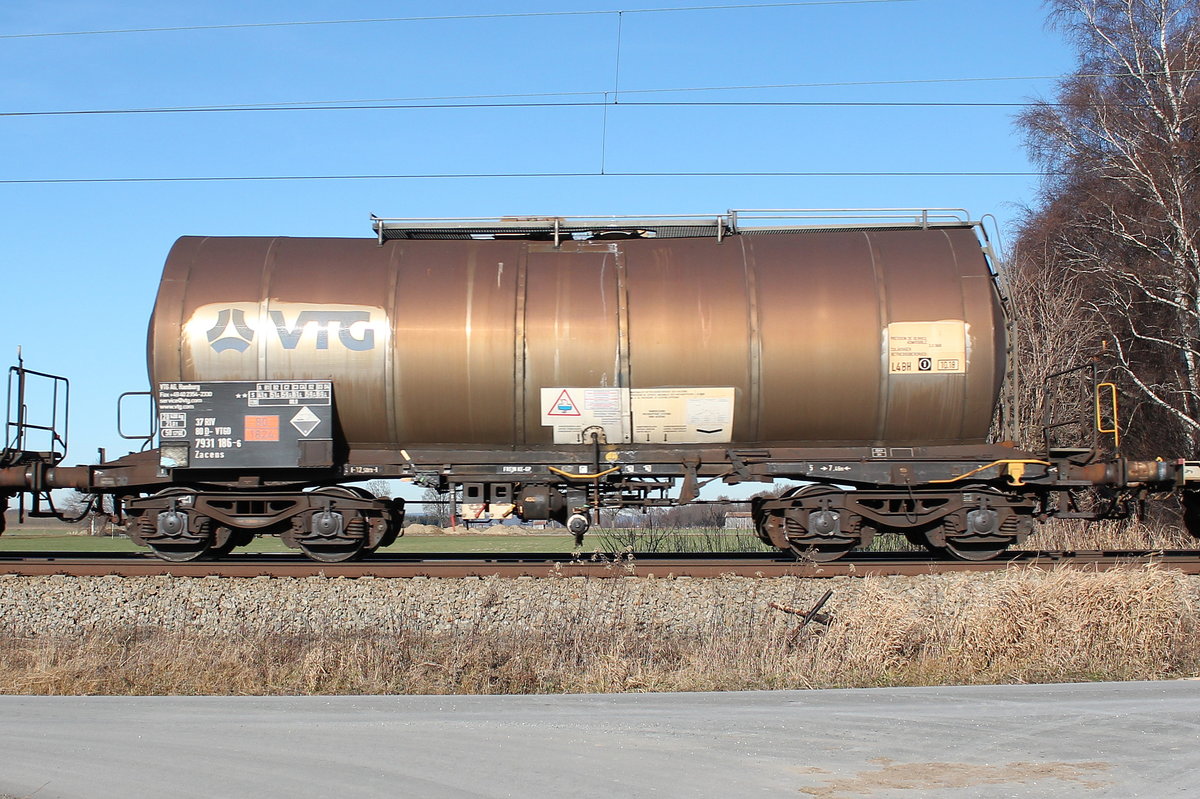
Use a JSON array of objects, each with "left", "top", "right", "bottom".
[{"left": 2, "top": 681, "right": 1197, "bottom": 797}]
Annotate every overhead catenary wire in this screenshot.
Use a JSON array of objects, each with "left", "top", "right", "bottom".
[
  {"left": 9, "top": 70, "right": 1191, "bottom": 118},
  {"left": 0, "top": 0, "right": 917, "bottom": 39},
  {"left": 6, "top": 66, "right": 1196, "bottom": 119},
  {"left": 0, "top": 170, "right": 1050, "bottom": 185},
  {"left": 0, "top": 1, "right": 1151, "bottom": 188},
  {"left": 600, "top": 11, "right": 626, "bottom": 174},
  {"left": 0, "top": 98, "right": 1171, "bottom": 119},
  {"left": 0, "top": 72, "right": 1144, "bottom": 114}
]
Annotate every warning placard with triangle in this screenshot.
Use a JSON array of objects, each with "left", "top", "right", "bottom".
[{"left": 547, "top": 389, "right": 581, "bottom": 417}]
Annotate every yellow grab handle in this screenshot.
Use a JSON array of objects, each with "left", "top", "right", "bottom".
[{"left": 1096, "top": 382, "right": 1120, "bottom": 448}]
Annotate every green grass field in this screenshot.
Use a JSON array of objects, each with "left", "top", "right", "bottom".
[
  {"left": 0, "top": 524, "right": 775, "bottom": 554},
  {"left": 0, "top": 531, "right": 141, "bottom": 553},
  {"left": 0, "top": 528, "right": 594, "bottom": 555}
]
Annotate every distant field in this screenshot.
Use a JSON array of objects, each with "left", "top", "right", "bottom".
[
  {"left": 5, "top": 519, "right": 1194, "bottom": 556},
  {"left": 0, "top": 509, "right": 775, "bottom": 554},
  {"left": 0, "top": 532, "right": 139, "bottom": 553}
]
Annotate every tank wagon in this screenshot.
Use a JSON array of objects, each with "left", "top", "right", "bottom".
[{"left": 3, "top": 209, "right": 1198, "bottom": 561}]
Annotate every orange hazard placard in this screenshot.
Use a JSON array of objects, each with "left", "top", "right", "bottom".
[{"left": 244, "top": 415, "right": 280, "bottom": 442}]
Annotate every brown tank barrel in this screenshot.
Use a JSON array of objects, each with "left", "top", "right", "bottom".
[{"left": 148, "top": 226, "right": 1006, "bottom": 447}]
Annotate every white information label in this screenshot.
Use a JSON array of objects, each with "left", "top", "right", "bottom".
[
  {"left": 887, "top": 320, "right": 969, "bottom": 375},
  {"left": 632, "top": 387, "right": 735, "bottom": 444},
  {"left": 539, "top": 387, "right": 630, "bottom": 444},
  {"left": 540, "top": 386, "right": 737, "bottom": 444}
]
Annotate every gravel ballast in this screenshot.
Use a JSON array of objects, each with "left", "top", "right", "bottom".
[
  {"left": 0, "top": 573, "right": 837, "bottom": 637},
  {"left": 3, "top": 569, "right": 1200, "bottom": 693},
  {"left": 1, "top": 570, "right": 1198, "bottom": 638}
]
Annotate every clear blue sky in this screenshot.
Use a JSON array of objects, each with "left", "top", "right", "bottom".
[{"left": 1, "top": 0, "right": 1073, "bottom": 482}]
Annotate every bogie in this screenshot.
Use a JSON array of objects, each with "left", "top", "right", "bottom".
[
  {"left": 125, "top": 487, "right": 404, "bottom": 563},
  {"left": 753, "top": 485, "right": 1040, "bottom": 563}
]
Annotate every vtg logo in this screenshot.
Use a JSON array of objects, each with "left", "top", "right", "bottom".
[
  {"left": 206, "top": 309, "right": 254, "bottom": 353},
  {"left": 205, "top": 308, "right": 377, "bottom": 353}
]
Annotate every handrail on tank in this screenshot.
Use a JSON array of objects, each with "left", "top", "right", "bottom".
[
  {"left": 975, "top": 213, "right": 1018, "bottom": 444},
  {"left": 370, "top": 208, "right": 978, "bottom": 243},
  {"left": 726, "top": 208, "right": 974, "bottom": 229},
  {"left": 3, "top": 349, "right": 69, "bottom": 469}
]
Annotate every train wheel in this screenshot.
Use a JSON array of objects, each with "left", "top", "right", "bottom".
[
  {"left": 788, "top": 539, "right": 858, "bottom": 563},
  {"left": 146, "top": 540, "right": 212, "bottom": 562},
  {"left": 142, "top": 498, "right": 214, "bottom": 562},
  {"left": 780, "top": 486, "right": 860, "bottom": 563},
  {"left": 146, "top": 516, "right": 213, "bottom": 562},
  {"left": 296, "top": 488, "right": 369, "bottom": 563},
  {"left": 298, "top": 536, "right": 366, "bottom": 563},
  {"left": 940, "top": 536, "right": 1015, "bottom": 561},
  {"left": 938, "top": 487, "right": 1021, "bottom": 561},
  {"left": 895, "top": 521, "right": 1016, "bottom": 560}
]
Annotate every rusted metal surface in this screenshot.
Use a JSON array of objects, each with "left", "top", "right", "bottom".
[
  {"left": 0, "top": 465, "right": 90, "bottom": 491},
  {"left": 2, "top": 551, "right": 1198, "bottom": 579},
  {"left": 151, "top": 226, "right": 1005, "bottom": 447}
]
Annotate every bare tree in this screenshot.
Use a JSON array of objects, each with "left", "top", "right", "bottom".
[
  {"left": 364, "top": 479, "right": 391, "bottom": 498},
  {"left": 1006, "top": 232, "right": 1104, "bottom": 450},
  {"left": 1015, "top": 0, "right": 1200, "bottom": 455},
  {"left": 420, "top": 486, "right": 453, "bottom": 528},
  {"left": 56, "top": 489, "right": 111, "bottom": 535}
]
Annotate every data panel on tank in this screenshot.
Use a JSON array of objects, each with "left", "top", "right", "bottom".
[
  {"left": 156, "top": 380, "right": 334, "bottom": 469},
  {"left": 538, "top": 386, "right": 736, "bottom": 445}
]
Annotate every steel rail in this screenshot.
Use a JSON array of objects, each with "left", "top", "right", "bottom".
[{"left": 1, "top": 550, "right": 1199, "bottom": 578}]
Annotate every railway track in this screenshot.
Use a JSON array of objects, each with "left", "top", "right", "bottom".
[{"left": 2, "top": 550, "right": 1199, "bottom": 578}]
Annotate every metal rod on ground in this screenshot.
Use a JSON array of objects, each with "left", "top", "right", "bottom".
[{"left": 769, "top": 589, "right": 834, "bottom": 646}]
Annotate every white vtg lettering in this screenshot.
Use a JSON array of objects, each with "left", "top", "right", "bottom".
[
  {"left": 271, "top": 310, "right": 374, "bottom": 351},
  {"left": 203, "top": 305, "right": 380, "bottom": 354}
]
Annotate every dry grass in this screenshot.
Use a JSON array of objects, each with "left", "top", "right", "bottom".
[
  {"left": 600, "top": 518, "right": 1199, "bottom": 555},
  {"left": 595, "top": 526, "right": 771, "bottom": 553},
  {"left": 875, "top": 517, "right": 1196, "bottom": 554},
  {"left": 1, "top": 566, "right": 1197, "bottom": 695},
  {"left": 1014, "top": 518, "right": 1195, "bottom": 551}
]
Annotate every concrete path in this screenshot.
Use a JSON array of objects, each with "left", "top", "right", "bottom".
[{"left": 2, "top": 681, "right": 1197, "bottom": 798}]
